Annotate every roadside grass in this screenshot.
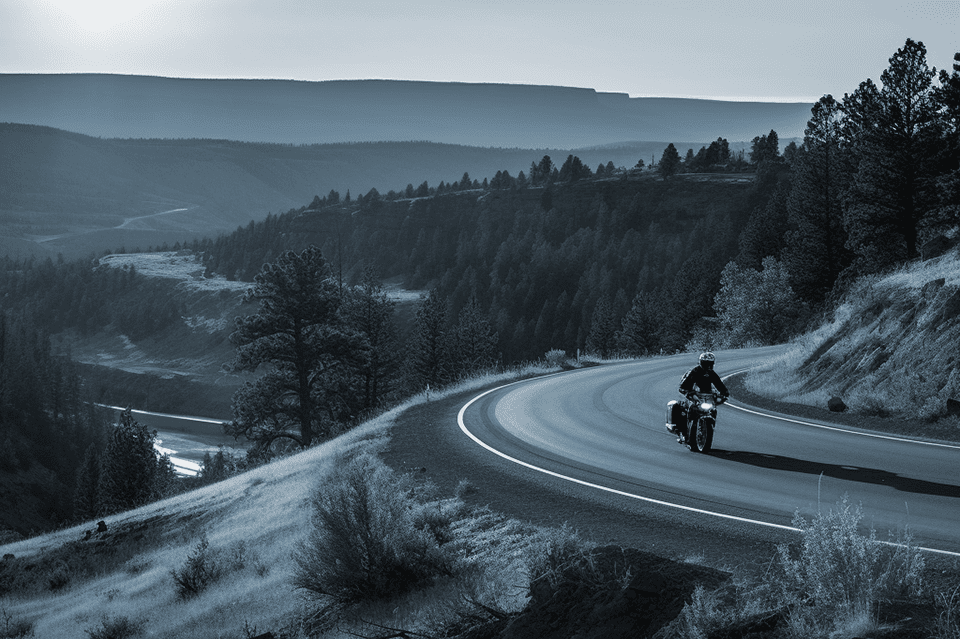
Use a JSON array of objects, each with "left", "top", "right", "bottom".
[
  {"left": 934, "top": 585, "right": 960, "bottom": 639},
  {"left": 673, "top": 496, "right": 929, "bottom": 639},
  {"left": 0, "top": 362, "right": 565, "bottom": 639}
]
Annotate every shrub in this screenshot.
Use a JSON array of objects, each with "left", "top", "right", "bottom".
[
  {"left": 543, "top": 349, "right": 567, "bottom": 368},
  {"left": 525, "top": 525, "right": 598, "bottom": 592},
  {"left": 293, "top": 454, "right": 456, "bottom": 608},
  {"left": 677, "top": 580, "right": 780, "bottom": 639},
  {"left": 170, "top": 535, "right": 258, "bottom": 601},
  {"left": 84, "top": 615, "right": 143, "bottom": 639},
  {"left": 0, "top": 607, "right": 33, "bottom": 639},
  {"left": 171, "top": 535, "right": 221, "bottom": 600},
  {"left": 675, "top": 497, "right": 927, "bottom": 639},
  {"left": 775, "top": 497, "right": 924, "bottom": 635}
]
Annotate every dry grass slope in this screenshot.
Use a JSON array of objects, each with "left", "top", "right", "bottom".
[
  {"left": 745, "top": 248, "right": 960, "bottom": 424},
  {"left": 0, "top": 366, "right": 567, "bottom": 638}
]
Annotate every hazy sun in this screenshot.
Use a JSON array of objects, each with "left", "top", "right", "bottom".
[{"left": 40, "top": 0, "right": 167, "bottom": 33}]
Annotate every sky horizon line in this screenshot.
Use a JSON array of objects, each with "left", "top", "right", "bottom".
[
  {"left": 0, "top": 70, "right": 822, "bottom": 104},
  {"left": 2, "top": 1, "right": 956, "bottom": 106}
]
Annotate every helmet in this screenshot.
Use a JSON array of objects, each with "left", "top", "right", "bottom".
[{"left": 699, "top": 352, "right": 716, "bottom": 370}]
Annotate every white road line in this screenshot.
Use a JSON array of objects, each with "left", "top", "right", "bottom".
[
  {"left": 719, "top": 372, "right": 960, "bottom": 450},
  {"left": 457, "top": 375, "right": 960, "bottom": 558},
  {"left": 724, "top": 402, "right": 960, "bottom": 450}
]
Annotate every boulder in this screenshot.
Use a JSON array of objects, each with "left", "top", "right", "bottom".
[
  {"left": 947, "top": 398, "right": 960, "bottom": 418},
  {"left": 828, "top": 396, "right": 847, "bottom": 413}
]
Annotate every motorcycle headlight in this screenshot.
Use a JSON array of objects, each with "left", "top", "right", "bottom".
[{"left": 700, "top": 402, "right": 713, "bottom": 411}]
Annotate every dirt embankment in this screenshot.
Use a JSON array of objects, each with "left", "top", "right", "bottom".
[{"left": 743, "top": 250, "right": 960, "bottom": 424}]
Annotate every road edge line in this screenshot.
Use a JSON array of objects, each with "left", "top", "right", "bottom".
[{"left": 457, "top": 377, "right": 960, "bottom": 558}]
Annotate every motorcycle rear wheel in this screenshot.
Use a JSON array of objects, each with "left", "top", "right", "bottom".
[{"left": 688, "top": 418, "right": 714, "bottom": 453}]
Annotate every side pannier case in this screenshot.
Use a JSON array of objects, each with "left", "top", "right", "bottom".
[{"left": 666, "top": 400, "right": 685, "bottom": 430}]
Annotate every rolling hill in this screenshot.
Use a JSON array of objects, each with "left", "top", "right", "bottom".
[
  {"left": 0, "top": 123, "right": 753, "bottom": 259},
  {"left": 0, "top": 124, "right": 656, "bottom": 258}
]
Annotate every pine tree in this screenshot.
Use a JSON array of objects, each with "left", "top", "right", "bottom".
[
  {"left": 934, "top": 53, "right": 960, "bottom": 229},
  {"left": 783, "top": 95, "right": 851, "bottom": 305},
  {"left": 154, "top": 454, "right": 177, "bottom": 500},
  {"left": 74, "top": 444, "right": 100, "bottom": 521},
  {"left": 97, "top": 409, "right": 158, "bottom": 516},
  {"left": 842, "top": 39, "right": 945, "bottom": 271},
  {"left": 450, "top": 296, "right": 499, "bottom": 376},
  {"left": 658, "top": 143, "right": 682, "bottom": 178},
  {"left": 750, "top": 130, "right": 781, "bottom": 166},
  {"left": 585, "top": 295, "right": 618, "bottom": 358},
  {"left": 617, "top": 291, "right": 658, "bottom": 356},
  {"left": 406, "top": 289, "right": 450, "bottom": 391},
  {"left": 228, "top": 246, "right": 362, "bottom": 449},
  {"left": 340, "top": 266, "right": 399, "bottom": 411}
]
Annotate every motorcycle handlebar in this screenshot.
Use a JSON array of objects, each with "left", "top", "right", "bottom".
[{"left": 684, "top": 391, "right": 728, "bottom": 404}]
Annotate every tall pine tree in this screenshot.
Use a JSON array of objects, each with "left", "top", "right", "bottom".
[
  {"left": 97, "top": 409, "right": 158, "bottom": 516},
  {"left": 450, "top": 296, "right": 499, "bottom": 376},
  {"left": 228, "top": 246, "right": 362, "bottom": 449},
  {"left": 339, "top": 266, "right": 399, "bottom": 411},
  {"left": 783, "top": 95, "right": 852, "bottom": 305},
  {"left": 842, "top": 39, "right": 945, "bottom": 271},
  {"left": 406, "top": 289, "right": 450, "bottom": 391}
]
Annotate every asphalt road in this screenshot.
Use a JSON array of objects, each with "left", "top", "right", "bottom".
[{"left": 458, "top": 347, "right": 960, "bottom": 557}]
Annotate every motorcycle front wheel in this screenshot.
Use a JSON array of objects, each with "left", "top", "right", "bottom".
[{"left": 688, "top": 417, "right": 714, "bottom": 453}]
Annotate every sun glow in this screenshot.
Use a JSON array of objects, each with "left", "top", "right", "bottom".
[{"left": 40, "top": 0, "right": 168, "bottom": 33}]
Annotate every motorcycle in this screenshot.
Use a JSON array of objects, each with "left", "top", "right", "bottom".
[{"left": 665, "top": 392, "right": 727, "bottom": 453}]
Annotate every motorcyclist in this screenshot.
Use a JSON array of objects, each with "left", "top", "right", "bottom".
[{"left": 668, "top": 352, "right": 729, "bottom": 436}]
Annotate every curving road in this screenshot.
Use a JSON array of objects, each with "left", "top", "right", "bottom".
[{"left": 458, "top": 347, "right": 960, "bottom": 556}]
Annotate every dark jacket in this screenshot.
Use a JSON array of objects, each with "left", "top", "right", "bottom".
[{"left": 679, "top": 365, "right": 729, "bottom": 397}]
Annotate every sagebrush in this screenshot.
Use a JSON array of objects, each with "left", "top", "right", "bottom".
[
  {"left": 292, "top": 453, "right": 457, "bottom": 608},
  {"left": 677, "top": 497, "right": 925, "bottom": 639}
]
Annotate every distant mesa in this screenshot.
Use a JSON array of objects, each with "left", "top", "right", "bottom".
[{"left": 0, "top": 74, "right": 812, "bottom": 148}]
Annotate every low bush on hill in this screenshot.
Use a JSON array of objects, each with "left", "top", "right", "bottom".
[
  {"left": 675, "top": 496, "right": 926, "bottom": 639},
  {"left": 0, "top": 606, "right": 33, "bottom": 639},
  {"left": 292, "top": 453, "right": 458, "bottom": 611},
  {"left": 83, "top": 615, "right": 144, "bottom": 639}
]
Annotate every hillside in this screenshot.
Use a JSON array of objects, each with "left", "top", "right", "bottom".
[
  {"left": 0, "top": 74, "right": 813, "bottom": 148},
  {"left": 0, "top": 123, "right": 722, "bottom": 259},
  {"left": 744, "top": 248, "right": 960, "bottom": 424}
]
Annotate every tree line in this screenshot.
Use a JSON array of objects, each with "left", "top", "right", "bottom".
[
  {"left": 0, "top": 313, "right": 103, "bottom": 535},
  {"left": 729, "top": 39, "right": 959, "bottom": 319},
  {"left": 197, "top": 166, "right": 761, "bottom": 362},
  {"left": 0, "top": 254, "right": 183, "bottom": 339}
]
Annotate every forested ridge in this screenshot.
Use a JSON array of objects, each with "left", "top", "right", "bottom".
[{"left": 198, "top": 172, "right": 755, "bottom": 361}]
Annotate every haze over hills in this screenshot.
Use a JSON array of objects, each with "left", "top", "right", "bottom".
[
  {"left": 0, "top": 74, "right": 811, "bottom": 258},
  {"left": 0, "top": 123, "right": 723, "bottom": 259},
  {"left": 0, "top": 74, "right": 813, "bottom": 148}
]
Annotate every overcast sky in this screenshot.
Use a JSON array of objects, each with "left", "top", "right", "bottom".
[{"left": 2, "top": 0, "right": 958, "bottom": 102}]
